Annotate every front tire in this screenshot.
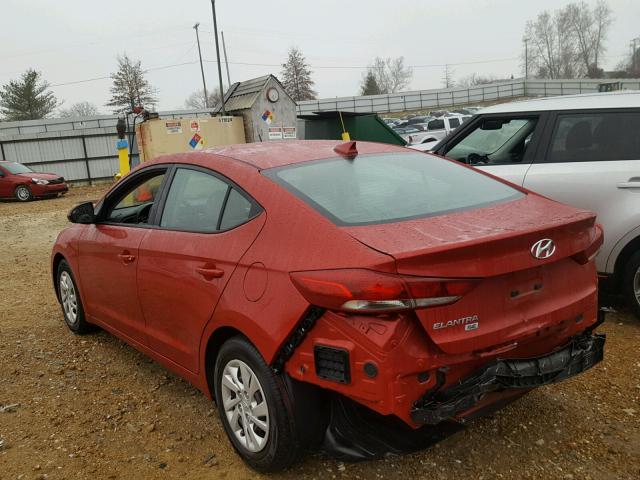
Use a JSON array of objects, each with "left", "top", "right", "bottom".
[
  {"left": 623, "top": 251, "right": 640, "bottom": 319},
  {"left": 15, "top": 185, "right": 32, "bottom": 202},
  {"left": 214, "top": 337, "right": 300, "bottom": 472},
  {"left": 57, "top": 260, "right": 93, "bottom": 334}
]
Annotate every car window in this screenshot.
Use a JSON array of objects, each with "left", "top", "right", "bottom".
[
  {"left": 445, "top": 117, "right": 539, "bottom": 165},
  {"left": 449, "top": 118, "right": 460, "bottom": 129},
  {"left": 547, "top": 112, "right": 640, "bottom": 163},
  {"left": 106, "top": 171, "right": 166, "bottom": 225},
  {"left": 160, "top": 168, "right": 229, "bottom": 232},
  {"left": 3, "top": 162, "right": 33, "bottom": 174},
  {"left": 220, "top": 188, "right": 255, "bottom": 230},
  {"left": 264, "top": 152, "right": 523, "bottom": 226},
  {"left": 427, "top": 119, "right": 445, "bottom": 130}
]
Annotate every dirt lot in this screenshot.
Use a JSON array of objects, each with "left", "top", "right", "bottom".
[{"left": 0, "top": 186, "right": 639, "bottom": 480}]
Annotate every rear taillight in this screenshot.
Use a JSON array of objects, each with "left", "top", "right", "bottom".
[
  {"left": 572, "top": 224, "right": 604, "bottom": 265},
  {"left": 290, "top": 269, "right": 478, "bottom": 314}
]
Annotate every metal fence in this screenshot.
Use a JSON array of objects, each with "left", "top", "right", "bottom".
[{"left": 296, "top": 78, "right": 640, "bottom": 115}]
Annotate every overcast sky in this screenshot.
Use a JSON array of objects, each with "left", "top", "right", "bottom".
[{"left": 1, "top": 0, "right": 639, "bottom": 114}]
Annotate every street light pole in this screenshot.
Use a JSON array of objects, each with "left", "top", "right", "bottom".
[
  {"left": 193, "top": 23, "right": 209, "bottom": 108},
  {"left": 211, "top": 0, "right": 226, "bottom": 115}
]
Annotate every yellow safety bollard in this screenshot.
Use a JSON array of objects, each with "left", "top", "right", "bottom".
[{"left": 116, "top": 138, "right": 130, "bottom": 180}]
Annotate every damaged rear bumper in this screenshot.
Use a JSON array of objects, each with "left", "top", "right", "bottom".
[{"left": 411, "top": 332, "right": 606, "bottom": 425}]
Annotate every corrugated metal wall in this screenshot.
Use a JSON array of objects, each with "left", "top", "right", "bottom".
[{"left": 0, "top": 109, "right": 217, "bottom": 183}]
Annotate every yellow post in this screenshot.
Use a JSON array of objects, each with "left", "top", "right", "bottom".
[
  {"left": 116, "top": 138, "right": 130, "bottom": 180},
  {"left": 338, "top": 111, "right": 350, "bottom": 141}
]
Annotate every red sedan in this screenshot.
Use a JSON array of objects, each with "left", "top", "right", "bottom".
[
  {"left": 51, "top": 140, "right": 605, "bottom": 472},
  {"left": 0, "top": 161, "right": 68, "bottom": 201}
]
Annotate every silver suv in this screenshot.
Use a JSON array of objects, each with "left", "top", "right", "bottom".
[{"left": 430, "top": 91, "right": 640, "bottom": 318}]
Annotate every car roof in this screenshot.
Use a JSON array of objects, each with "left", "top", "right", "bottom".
[
  {"left": 195, "top": 140, "right": 408, "bottom": 170},
  {"left": 479, "top": 90, "right": 640, "bottom": 114}
]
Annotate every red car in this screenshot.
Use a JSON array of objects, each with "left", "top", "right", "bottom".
[
  {"left": 51, "top": 140, "right": 605, "bottom": 472},
  {"left": 0, "top": 161, "right": 68, "bottom": 201}
]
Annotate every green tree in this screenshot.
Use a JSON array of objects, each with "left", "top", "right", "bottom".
[
  {"left": 107, "top": 54, "right": 157, "bottom": 113},
  {"left": 281, "top": 47, "right": 317, "bottom": 101},
  {"left": 0, "top": 69, "right": 58, "bottom": 121},
  {"left": 360, "top": 70, "right": 381, "bottom": 95}
]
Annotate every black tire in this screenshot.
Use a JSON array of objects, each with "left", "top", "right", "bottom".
[
  {"left": 214, "top": 336, "right": 300, "bottom": 472},
  {"left": 623, "top": 251, "right": 640, "bottom": 319},
  {"left": 56, "top": 260, "right": 93, "bottom": 334},
  {"left": 15, "top": 184, "right": 32, "bottom": 202}
]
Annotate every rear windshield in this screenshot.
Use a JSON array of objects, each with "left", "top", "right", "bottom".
[{"left": 264, "top": 152, "right": 523, "bottom": 226}]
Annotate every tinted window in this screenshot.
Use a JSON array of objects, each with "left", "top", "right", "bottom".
[
  {"left": 547, "top": 112, "right": 640, "bottom": 162},
  {"left": 220, "top": 189, "right": 254, "bottom": 230},
  {"left": 265, "top": 153, "right": 522, "bottom": 226},
  {"left": 427, "top": 119, "right": 445, "bottom": 130},
  {"left": 4, "top": 162, "right": 33, "bottom": 174},
  {"left": 449, "top": 118, "right": 461, "bottom": 128},
  {"left": 161, "top": 168, "right": 229, "bottom": 232},
  {"left": 106, "top": 172, "right": 166, "bottom": 224},
  {"left": 446, "top": 117, "right": 538, "bottom": 165}
]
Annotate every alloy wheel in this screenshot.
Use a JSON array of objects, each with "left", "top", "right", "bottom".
[
  {"left": 16, "top": 186, "right": 30, "bottom": 201},
  {"left": 221, "top": 359, "right": 270, "bottom": 453},
  {"left": 634, "top": 266, "right": 640, "bottom": 306},
  {"left": 59, "top": 271, "right": 78, "bottom": 325}
]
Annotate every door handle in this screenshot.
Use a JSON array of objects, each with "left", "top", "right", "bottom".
[
  {"left": 118, "top": 253, "right": 136, "bottom": 264},
  {"left": 617, "top": 180, "right": 640, "bottom": 189},
  {"left": 196, "top": 266, "right": 225, "bottom": 280},
  {"left": 618, "top": 183, "right": 640, "bottom": 189}
]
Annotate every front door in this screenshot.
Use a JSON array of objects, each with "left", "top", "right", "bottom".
[
  {"left": 440, "top": 114, "right": 545, "bottom": 186},
  {"left": 79, "top": 168, "right": 168, "bottom": 344},
  {"left": 137, "top": 166, "right": 264, "bottom": 373}
]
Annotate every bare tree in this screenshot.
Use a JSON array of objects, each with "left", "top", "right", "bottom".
[
  {"left": 281, "top": 47, "right": 317, "bottom": 101},
  {"left": 184, "top": 88, "right": 223, "bottom": 109},
  {"left": 524, "top": 1, "right": 612, "bottom": 79},
  {"left": 442, "top": 64, "right": 455, "bottom": 88},
  {"left": 59, "top": 101, "right": 100, "bottom": 118},
  {"left": 369, "top": 57, "right": 413, "bottom": 94},
  {"left": 565, "top": 0, "right": 612, "bottom": 77}
]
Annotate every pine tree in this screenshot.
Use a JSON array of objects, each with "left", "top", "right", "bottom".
[
  {"left": 281, "top": 47, "right": 317, "bottom": 101},
  {"left": 360, "top": 71, "right": 382, "bottom": 95},
  {"left": 107, "top": 54, "right": 158, "bottom": 113},
  {"left": 0, "top": 69, "right": 58, "bottom": 121}
]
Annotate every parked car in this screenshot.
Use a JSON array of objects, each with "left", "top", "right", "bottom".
[
  {"left": 52, "top": 140, "right": 605, "bottom": 472},
  {"left": 0, "top": 161, "right": 68, "bottom": 201},
  {"left": 408, "top": 115, "right": 465, "bottom": 144},
  {"left": 430, "top": 91, "right": 640, "bottom": 318}
]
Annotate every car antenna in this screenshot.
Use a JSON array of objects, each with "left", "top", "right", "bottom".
[{"left": 334, "top": 141, "right": 358, "bottom": 160}]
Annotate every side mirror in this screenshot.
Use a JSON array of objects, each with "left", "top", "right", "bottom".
[
  {"left": 68, "top": 202, "right": 96, "bottom": 224},
  {"left": 480, "top": 119, "right": 504, "bottom": 131}
]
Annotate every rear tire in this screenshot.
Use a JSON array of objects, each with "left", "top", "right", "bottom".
[
  {"left": 56, "top": 260, "right": 93, "bottom": 334},
  {"left": 15, "top": 185, "right": 32, "bottom": 202},
  {"left": 623, "top": 250, "right": 640, "bottom": 320},
  {"left": 214, "top": 337, "right": 300, "bottom": 472}
]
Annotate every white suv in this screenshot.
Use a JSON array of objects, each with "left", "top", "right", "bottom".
[{"left": 430, "top": 91, "right": 640, "bottom": 318}]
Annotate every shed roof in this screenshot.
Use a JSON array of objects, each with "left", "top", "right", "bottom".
[{"left": 213, "top": 75, "right": 293, "bottom": 113}]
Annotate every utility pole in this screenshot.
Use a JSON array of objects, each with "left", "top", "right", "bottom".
[
  {"left": 193, "top": 23, "right": 209, "bottom": 108},
  {"left": 632, "top": 37, "right": 640, "bottom": 74},
  {"left": 221, "top": 30, "right": 231, "bottom": 87},
  {"left": 524, "top": 38, "right": 529, "bottom": 79},
  {"left": 211, "top": 0, "right": 226, "bottom": 115}
]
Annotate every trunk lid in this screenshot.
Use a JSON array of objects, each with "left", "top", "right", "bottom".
[{"left": 343, "top": 194, "right": 599, "bottom": 354}]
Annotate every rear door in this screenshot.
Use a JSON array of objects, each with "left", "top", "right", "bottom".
[
  {"left": 523, "top": 109, "right": 640, "bottom": 273},
  {"left": 438, "top": 113, "right": 547, "bottom": 186},
  {"left": 0, "top": 165, "right": 11, "bottom": 197},
  {"left": 137, "top": 165, "right": 265, "bottom": 373}
]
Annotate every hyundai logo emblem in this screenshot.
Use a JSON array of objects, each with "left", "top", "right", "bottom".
[{"left": 531, "top": 238, "right": 556, "bottom": 259}]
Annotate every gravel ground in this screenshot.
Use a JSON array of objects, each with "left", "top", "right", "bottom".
[{"left": 0, "top": 186, "right": 639, "bottom": 480}]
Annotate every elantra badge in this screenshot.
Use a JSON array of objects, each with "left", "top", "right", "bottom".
[{"left": 531, "top": 238, "right": 556, "bottom": 259}]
